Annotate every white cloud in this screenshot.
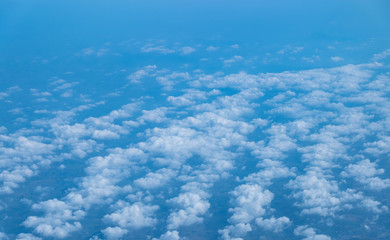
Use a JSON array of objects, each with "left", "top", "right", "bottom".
[
  {"left": 153, "top": 231, "right": 181, "bottom": 240},
  {"left": 134, "top": 168, "right": 176, "bottom": 189},
  {"left": 24, "top": 199, "right": 84, "bottom": 238},
  {"left": 101, "top": 227, "right": 128, "bottom": 240},
  {"left": 79, "top": 48, "right": 95, "bottom": 56},
  {"left": 256, "top": 216, "right": 291, "bottom": 232},
  {"left": 360, "top": 199, "right": 388, "bottom": 214},
  {"left": 331, "top": 56, "right": 344, "bottom": 62},
  {"left": 127, "top": 65, "right": 157, "bottom": 83},
  {"left": 104, "top": 202, "right": 159, "bottom": 229},
  {"left": 223, "top": 56, "right": 243, "bottom": 65},
  {"left": 287, "top": 170, "right": 363, "bottom": 217},
  {"left": 294, "top": 225, "right": 331, "bottom": 240},
  {"left": 180, "top": 46, "right": 196, "bottom": 55},
  {"left": 156, "top": 72, "right": 191, "bottom": 91},
  {"left": 341, "top": 159, "right": 390, "bottom": 190},
  {"left": 219, "top": 184, "right": 273, "bottom": 239},
  {"left": 167, "top": 189, "right": 210, "bottom": 229},
  {"left": 141, "top": 44, "right": 175, "bottom": 54},
  {"left": 206, "top": 46, "right": 219, "bottom": 51},
  {"left": 228, "top": 184, "right": 273, "bottom": 224},
  {"left": 10, "top": 54, "right": 390, "bottom": 239},
  {"left": 138, "top": 107, "right": 169, "bottom": 124},
  {"left": 373, "top": 49, "right": 390, "bottom": 61},
  {"left": 16, "top": 233, "right": 42, "bottom": 240}
]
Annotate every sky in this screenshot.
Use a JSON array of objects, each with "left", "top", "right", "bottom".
[{"left": 1, "top": 1, "right": 390, "bottom": 239}]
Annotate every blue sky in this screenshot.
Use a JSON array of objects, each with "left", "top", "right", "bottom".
[{"left": 1, "top": 1, "right": 390, "bottom": 240}]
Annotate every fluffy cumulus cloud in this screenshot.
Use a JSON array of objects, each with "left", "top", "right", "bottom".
[
  {"left": 219, "top": 184, "right": 274, "bottom": 239},
  {"left": 341, "top": 159, "right": 390, "bottom": 190},
  {"left": 104, "top": 202, "right": 159, "bottom": 229},
  {"left": 256, "top": 216, "right": 291, "bottom": 233},
  {"left": 167, "top": 186, "right": 210, "bottom": 229},
  {"left": 153, "top": 231, "right": 181, "bottom": 240},
  {"left": 23, "top": 199, "right": 84, "bottom": 238},
  {"left": 294, "top": 225, "right": 331, "bottom": 240},
  {"left": 101, "top": 227, "right": 128, "bottom": 240},
  {"left": 16, "top": 233, "right": 42, "bottom": 240}
]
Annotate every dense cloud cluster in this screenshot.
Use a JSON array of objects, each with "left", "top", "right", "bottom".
[{"left": 1, "top": 44, "right": 390, "bottom": 239}]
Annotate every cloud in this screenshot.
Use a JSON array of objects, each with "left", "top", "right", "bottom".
[
  {"left": 23, "top": 199, "right": 84, "bottom": 238},
  {"left": 127, "top": 65, "right": 157, "bottom": 84},
  {"left": 206, "top": 46, "right": 219, "bottom": 51},
  {"left": 10, "top": 51, "right": 390, "bottom": 239},
  {"left": 78, "top": 48, "right": 95, "bottom": 56},
  {"left": 153, "top": 231, "right": 181, "bottom": 240},
  {"left": 331, "top": 56, "right": 344, "bottom": 62},
  {"left": 16, "top": 233, "right": 42, "bottom": 240},
  {"left": 364, "top": 135, "right": 390, "bottom": 156},
  {"left": 104, "top": 202, "right": 159, "bottom": 229},
  {"left": 138, "top": 107, "right": 169, "bottom": 124},
  {"left": 223, "top": 56, "right": 243, "bottom": 65},
  {"left": 228, "top": 184, "right": 273, "bottom": 224},
  {"left": 141, "top": 45, "right": 175, "bottom": 54},
  {"left": 277, "top": 46, "right": 304, "bottom": 54},
  {"left": 180, "top": 46, "right": 196, "bottom": 55},
  {"left": 219, "top": 184, "right": 273, "bottom": 239},
  {"left": 341, "top": 159, "right": 390, "bottom": 190},
  {"left": 156, "top": 72, "right": 191, "bottom": 91},
  {"left": 373, "top": 49, "right": 390, "bottom": 61},
  {"left": 167, "top": 188, "right": 210, "bottom": 229},
  {"left": 360, "top": 198, "right": 388, "bottom": 214},
  {"left": 53, "top": 82, "right": 79, "bottom": 91},
  {"left": 294, "top": 225, "right": 331, "bottom": 240},
  {"left": 0, "top": 85, "right": 22, "bottom": 100},
  {"left": 0, "top": 233, "right": 7, "bottom": 240},
  {"left": 101, "top": 227, "right": 128, "bottom": 240},
  {"left": 134, "top": 168, "right": 176, "bottom": 189},
  {"left": 256, "top": 216, "right": 291, "bottom": 232}
]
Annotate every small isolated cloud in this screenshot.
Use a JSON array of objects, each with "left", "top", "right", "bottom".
[
  {"left": 278, "top": 46, "right": 304, "bottom": 55},
  {"left": 180, "top": 46, "right": 196, "bottom": 55},
  {"left": 231, "top": 44, "right": 239, "bottom": 48},
  {"left": 0, "top": 85, "right": 22, "bottom": 100},
  {"left": 141, "top": 45, "right": 175, "bottom": 54},
  {"left": 302, "top": 55, "right": 320, "bottom": 63},
  {"left": 206, "top": 46, "right": 219, "bottom": 51},
  {"left": 53, "top": 82, "right": 79, "bottom": 91},
  {"left": 79, "top": 48, "right": 94, "bottom": 56},
  {"left": 223, "top": 56, "right": 243, "bottom": 65},
  {"left": 77, "top": 48, "right": 108, "bottom": 57},
  {"left": 331, "top": 56, "right": 344, "bottom": 62}
]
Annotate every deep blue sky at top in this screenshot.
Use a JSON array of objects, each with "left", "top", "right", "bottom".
[{"left": 1, "top": 0, "right": 390, "bottom": 57}]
